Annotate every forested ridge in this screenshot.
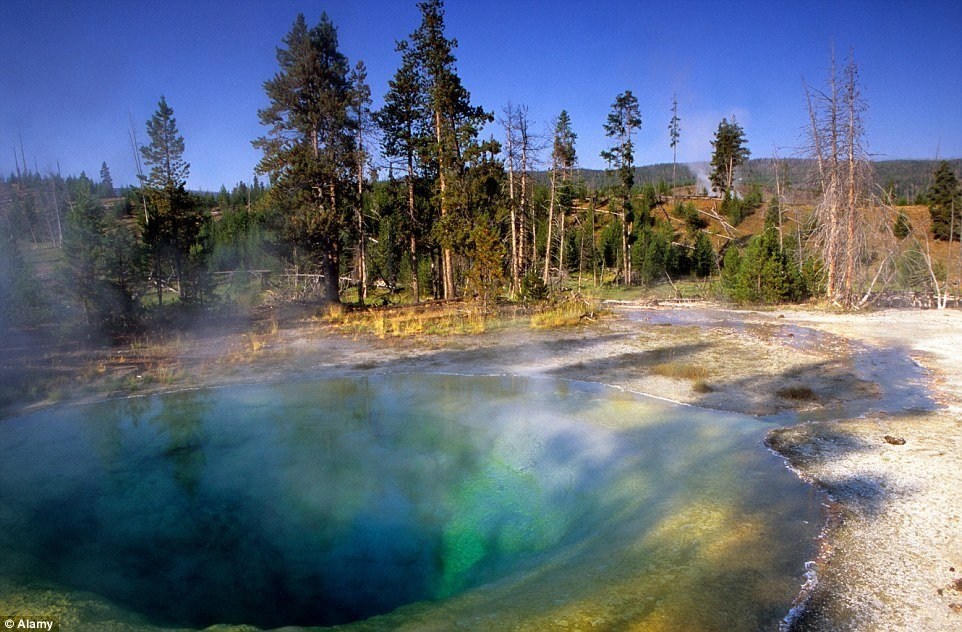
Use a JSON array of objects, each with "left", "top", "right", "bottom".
[{"left": 1, "top": 0, "right": 960, "bottom": 344}]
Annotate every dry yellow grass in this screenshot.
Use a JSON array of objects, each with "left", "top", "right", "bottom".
[
  {"left": 650, "top": 361, "right": 710, "bottom": 381},
  {"left": 334, "top": 303, "right": 492, "bottom": 338},
  {"left": 530, "top": 299, "right": 601, "bottom": 329}
]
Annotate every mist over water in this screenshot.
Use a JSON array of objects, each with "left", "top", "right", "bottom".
[{"left": 0, "top": 375, "right": 821, "bottom": 630}]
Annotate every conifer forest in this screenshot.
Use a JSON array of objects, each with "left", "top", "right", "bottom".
[{"left": 2, "top": 0, "right": 960, "bottom": 342}]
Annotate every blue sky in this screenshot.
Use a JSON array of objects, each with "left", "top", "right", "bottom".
[{"left": 1, "top": 0, "right": 960, "bottom": 191}]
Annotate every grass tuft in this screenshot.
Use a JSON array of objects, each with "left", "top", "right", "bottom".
[
  {"left": 530, "top": 298, "right": 601, "bottom": 329},
  {"left": 692, "top": 379, "right": 715, "bottom": 393},
  {"left": 324, "top": 302, "right": 348, "bottom": 324},
  {"left": 776, "top": 386, "right": 817, "bottom": 401},
  {"left": 650, "top": 361, "right": 710, "bottom": 381},
  {"left": 335, "top": 302, "right": 494, "bottom": 338}
]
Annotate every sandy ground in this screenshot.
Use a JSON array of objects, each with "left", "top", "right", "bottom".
[{"left": 3, "top": 304, "right": 961, "bottom": 630}]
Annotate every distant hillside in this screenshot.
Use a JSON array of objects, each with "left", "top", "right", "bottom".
[
  {"left": 737, "top": 158, "right": 962, "bottom": 202},
  {"left": 539, "top": 158, "right": 960, "bottom": 200},
  {"left": 544, "top": 163, "right": 696, "bottom": 189}
]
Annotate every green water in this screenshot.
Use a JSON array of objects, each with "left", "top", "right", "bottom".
[{"left": 0, "top": 375, "right": 821, "bottom": 631}]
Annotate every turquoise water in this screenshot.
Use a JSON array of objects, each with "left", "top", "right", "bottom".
[{"left": 0, "top": 375, "right": 821, "bottom": 631}]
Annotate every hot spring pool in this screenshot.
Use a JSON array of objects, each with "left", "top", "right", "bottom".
[{"left": 0, "top": 374, "right": 821, "bottom": 631}]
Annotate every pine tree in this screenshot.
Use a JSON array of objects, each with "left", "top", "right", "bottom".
[
  {"left": 692, "top": 231, "right": 716, "bottom": 278},
  {"left": 100, "top": 161, "right": 114, "bottom": 197},
  {"left": 411, "top": 0, "right": 492, "bottom": 298},
  {"left": 600, "top": 90, "right": 641, "bottom": 285},
  {"left": 462, "top": 143, "right": 509, "bottom": 305},
  {"left": 927, "top": 161, "right": 961, "bottom": 241},
  {"left": 709, "top": 117, "right": 750, "bottom": 197},
  {"left": 139, "top": 96, "right": 208, "bottom": 305},
  {"left": 61, "top": 177, "right": 144, "bottom": 332},
  {"left": 349, "top": 61, "right": 373, "bottom": 305},
  {"left": 253, "top": 13, "right": 357, "bottom": 304},
  {"left": 668, "top": 95, "right": 681, "bottom": 190},
  {"left": 723, "top": 227, "right": 806, "bottom": 304},
  {"left": 377, "top": 39, "right": 432, "bottom": 302},
  {"left": 141, "top": 96, "right": 189, "bottom": 191}
]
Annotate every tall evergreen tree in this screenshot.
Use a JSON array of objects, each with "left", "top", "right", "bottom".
[
  {"left": 462, "top": 139, "right": 508, "bottom": 305},
  {"left": 410, "top": 0, "right": 492, "bottom": 298},
  {"left": 253, "top": 13, "right": 357, "bottom": 304},
  {"left": 139, "top": 96, "right": 208, "bottom": 305},
  {"left": 141, "top": 97, "right": 189, "bottom": 191},
  {"left": 99, "top": 161, "right": 114, "bottom": 197},
  {"left": 600, "top": 90, "right": 641, "bottom": 285},
  {"left": 709, "top": 117, "right": 750, "bottom": 197},
  {"left": 349, "top": 61, "right": 373, "bottom": 305},
  {"left": 927, "top": 161, "right": 961, "bottom": 241},
  {"left": 376, "top": 39, "right": 431, "bottom": 302},
  {"left": 668, "top": 95, "right": 681, "bottom": 190},
  {"left": 722, "top": 226, "right": 806, "bottom": 304},
  {"left": 61, "top": 176, "right": 144, "bottom": 332}
]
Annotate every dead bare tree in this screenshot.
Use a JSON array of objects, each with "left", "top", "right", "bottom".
[
  {"left": 544, "top": 110, "right": 576, "bottom": 286},
  {"left": 500, "top": 103, "right": 541, "bottom": 293},
  {"left": 500, "top": 102, "right": 521, "bottom": 296},
  {"left": 771, "top": 144, "right": 784, "bottom": 250},
  {"left": 127, "top": 112, "right": 149, "bottom": 225},
  {"left": 804, "top": 49, "right": 881, "bottom": 308}
]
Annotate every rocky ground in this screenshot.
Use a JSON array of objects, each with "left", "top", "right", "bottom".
[{"left": 766, "top": 308, "right": 962, "bottom": 631}]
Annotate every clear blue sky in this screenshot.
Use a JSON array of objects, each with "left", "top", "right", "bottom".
[{"left": 2, "top": 0, "right": 960, "bottom": 192}]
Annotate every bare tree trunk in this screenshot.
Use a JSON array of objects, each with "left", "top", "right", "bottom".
[
  {"left": 772, "top": 146, "right": 784, "bottom": 250},
  {"left": 434, "top": 110, "right": 455, "bottom": 300},
  {"left": 326, "top": 184, "right": 342, "bottom": 304},
  {"left": 727, "top": 154, "right": 734, "bottom": 196},
  {"left": 621, "top": 202, "right": 630, "bottom": 286},
  {"left": 18, "top": 134, "right": 28, "bottom": 182},
  {"left": 51, "top": 164, "right": 63, "bottom": 247},
  {"left": 558, "top": 204, "right": 566, "bottom": 281},
  {"left": 520, "top": 121, "right": 529, "bottom": 278},
  {"left": 952, "top": 200, "right": 962, "bottom": 307},
  {"left": 672, "top": 155, "right": 676, "bottom": 193},
  {"left": 543, "top": 163, "right": 556, "bottom": 285},
  {"left": 843, "top": 61, "right": 860, "bottom": 305},
  {"left": 128, "top": 115, "right": 150, "bottom": 225},
  {"left": 355, "top": 176, "right": 367, "bottom": 307},
  {"left": 323, "top": 250, "right": 340, "bottom": 304},
  {"left": 502, "top": 107, "right": 520, "bottom": 296},
  {"left": 955, "top": 199, "right": 961, "bottom": 305},
  {"left": 406, "top": 162, "right": 419, "bottom": 302}
]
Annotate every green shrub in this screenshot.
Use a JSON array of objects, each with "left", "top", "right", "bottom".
[
  {"left": 520, "top": 272, "right": 548, "bottom": 302},
  {"left": 722, "top": 229, "right": 808, "bottom": 304}
]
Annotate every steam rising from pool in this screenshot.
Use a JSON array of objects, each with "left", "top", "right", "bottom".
[{"left": 0, "top": 375, "right": 821, "bottom": 630}]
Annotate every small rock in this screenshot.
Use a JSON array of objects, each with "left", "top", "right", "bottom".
[
  {"left": 884, "top": 435, "right": 906, "bottom": 445},
  {"left": 953, "top": 578, "right": 962, "bottom": 591},
  {"left": 950, "top": 602, "right": 962, "bottom": 613}
]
